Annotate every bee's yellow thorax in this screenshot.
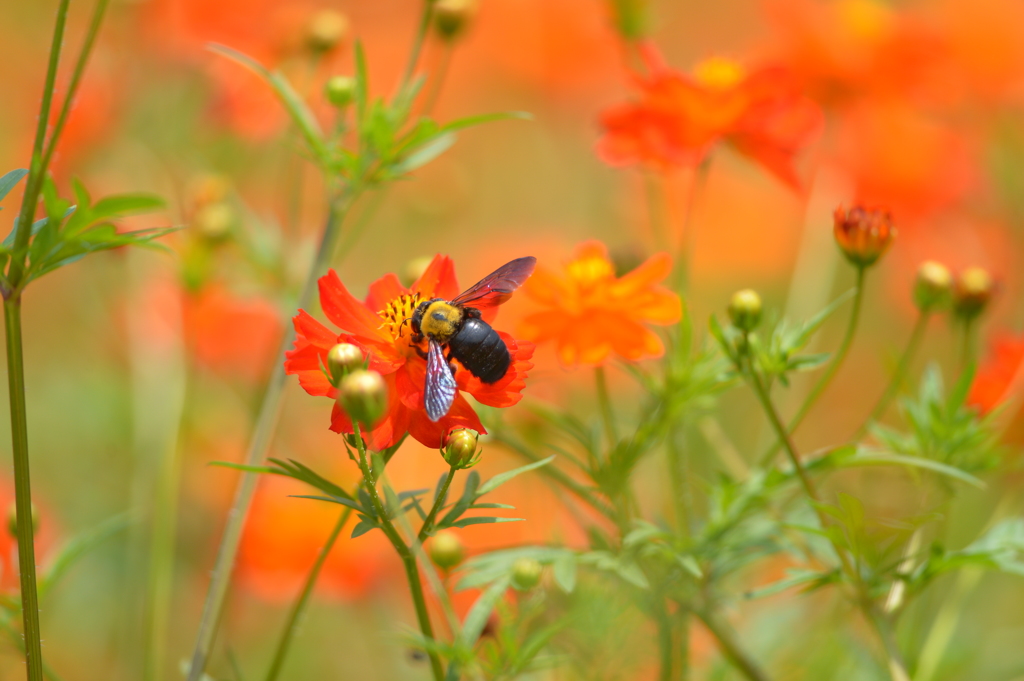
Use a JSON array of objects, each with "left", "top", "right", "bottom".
[{"left": 420, "top": 301, "right": 462, "bottom": 342}]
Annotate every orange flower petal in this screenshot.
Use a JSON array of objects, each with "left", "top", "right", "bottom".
[
  {"left": 319, "top": 270, "right": 391, "bottom": 344},
  {"left": 413, "top": 255, "right": 461, "bottom": 301},
  {"left": 365, "top": 273, "right": 407, "bottom": 313}
]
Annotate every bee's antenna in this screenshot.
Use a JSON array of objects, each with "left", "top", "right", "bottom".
[{"left": 397, "top": 317, "right": 412, "bottom": 337}]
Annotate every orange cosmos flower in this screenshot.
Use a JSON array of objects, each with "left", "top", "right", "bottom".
[
  {"left": 519, "top": 241, "right": 681, "bottom": 367},
  {"left": 596, "top": 44, "right": 821, "bottom": 188},
  {"left": 285, "top": 256, "right": 534, "bottom": 450},
  {"left": 968, "top": 334, "right": 1024, "bottom": 414}
]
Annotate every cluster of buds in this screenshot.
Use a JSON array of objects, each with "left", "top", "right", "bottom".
[
  {"left": 911, "top": 261, "right": 996, "bottom": 321},
  {"left": 327, "top": 343, "right": 387, "bottom": 429},
  {"left": 443, "top": 428, "right": 482, "bottom": 469},
  {"left": 833, "top": 204, "right": 896, "bottom": 269}
]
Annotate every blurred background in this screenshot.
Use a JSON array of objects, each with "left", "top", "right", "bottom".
[{"left": 0, "top": 0, "right": 1023, "bottom": 678}]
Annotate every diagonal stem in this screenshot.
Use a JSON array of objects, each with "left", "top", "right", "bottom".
[
  {"left": 856, "top": 311, "right": 930, "bottom": 440},
  {"left": 418, "top": 465, "right": 457, "bottom": 543}
]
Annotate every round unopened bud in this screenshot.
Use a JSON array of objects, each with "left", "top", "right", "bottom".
[
  {"left": 510, "top": 557, "right": 543, "bottom": 591},
  {"left": 338, "top": 369, "right": 387, "bottom": 428},
  {"left": 443, "top": 428, "right": 481, "bottom": 469},
  {"left": 327, "top": 343, "right": 364, "bottom": 387},
  {"left": 193, "top": 202, "right": 234, "bottom": 241},
  {"left": 434, "top": 0, "right": 478, "bottom": 40},
  {"left": 305, "top": 9, "right": 350, "bottom": 53},
  {"left": 7, "top": 502, "right": 39, "bottom": 539},
  {"left": 324, "top": 76, "right": 356, "bottom": 108},
  {"left": 913, "top": 261, "right": 953, "bottom": 313},
  {"left": 428, "top": 530, "right": 465, "bottom": 570},
  {"left": 728, "top": 289, "right": 762, "bottom": 332},
  {"left": 953, "top": 267, "right": 995, "bottom": 320},
  {"left": 833, "top": 204, "right": 896, "bottom": 268}
]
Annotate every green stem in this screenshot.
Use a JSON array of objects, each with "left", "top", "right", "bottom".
[
  {"left": 760, "top": 266, "right": 866, "bottom": 467},
  {"left": 263, "top": 507, "right": 353, "bottom": 681},
  {"left": 400, "top": 0, "right": 436, "bottom": 92},
  {"left": 185, "top": 192, "right": 354, "bottom": 681},
  {"left": 746, "top": 363, "right": 910, "bottom": 680},
  {"left": 418, "top": 465, "right": 457, "bottom": 543},
  {"left": 352, "top": 423, "right": 444, "bottom": 681},
  {"left": 9, "top": 0, "right": 70, "bottom": 290},
  {"left": 595, "top": 366, "right": 619, "bottom": 446},
  {"left": 674, "top": 157, "right": 711, "bottom": 295},
  {"left": 421, "top": 42, "right": 453, "bottom": 115},
  {"left": 4, "top": 297, "right": 44, "bottom": 681},
  {"left": 856, "top": 312, "right": 930, "bottom": 439},
  {"left": 694, "top": 609, "right": 770, "bottom": 681},
  {"left": 655, "top": 605, "right": 674, "bottom": 681},
  {"left": 38, "top": 0, "right": 111, "bottom": 177},
  {"left": 959, "top": 318, "right": 977, "bottom": 373},
  {"left": 644, "top": 171, "right": 670, "bottom": 253}
]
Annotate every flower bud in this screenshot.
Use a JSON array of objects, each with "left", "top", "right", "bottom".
[
  {"left": 833, "top": 204, "right": 896, "bottom": 268},
  {"left": 428, "top": 530, "right": 465, "bottom": 570},
  {"left": 327, "top": 343, "right": 364, "bottom": 387},
  {"left": 338, "top": 370, "right": 387, "bottom": 428},
  {"left": 728, "top": 289, "right": 762, "bottom": 332},
  {"left": 443, "top": 428, "right": 481, "bottom": 469},
  {"left": 305, "top": 9, "right": 350, "bottom": 53},
  {"left": 913, "top": 261, "right": 953, "bottom": 313},
  {"left": 324, "top": 76, "right": 356, "bottom": 108},
  {"left": 192, "top": 202, "right": 235, "bottom": 242},
  {"left": 7, "top": 502, "right": 39, "bottom": 539},
  {"left": 433, "top": 0, "right": 478, "bottom": 40},
  {"left": 953, "top": 267, "right": 995, "bottom": 320},
  {"left": 510, "top": 557, "right": 543, "bottom": 591}
]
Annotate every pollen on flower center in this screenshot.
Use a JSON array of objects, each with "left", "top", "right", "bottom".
[
  {"left": 378, "top": 292, "right": 423, "bottom": 344},
  {"left": 693, "top": 57, "right": 746, "bottom": 90}
]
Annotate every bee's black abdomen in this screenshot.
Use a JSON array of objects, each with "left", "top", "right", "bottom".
[{"left": 448, "top": 317, "right": 510, "bottom": 383}]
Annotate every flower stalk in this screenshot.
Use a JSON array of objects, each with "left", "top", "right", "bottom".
[
  {"left": 857, "top": 311, "right": 930, "bottom": 438},
  {"left": 418, "top": 465, "right": 458, "bottom": 543},
  {"left": 595, "top": 366, "right": 619, "bottom": 447}
]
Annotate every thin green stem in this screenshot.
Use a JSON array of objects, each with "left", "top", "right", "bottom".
[
  {"left": 185, "top": 192, "right": 354, "bottom": 681},
  {"left": 263, "top": 508, "right": 353, "bottom": 681},
  {"left": 421, "top": 42, "right": 453, "bottom": 115},
  {"left": 644, "top": 171, "right": 670, "bottom": 253},
  {"left": 418, "top": 465, "right": 457, "bottom": 543},
  {"left": 694, "top": 609, "right": 770, "bottom": 681},
  {"left": 38, "top": 0, "right": 111, "bottom": 177},
  {"left": 655, "top": 605, "right": 674, "bottom": 681},
  {"left": 4, "top": 297, "right": 44, "bottom": 681},
  {"left": 856, "top": 312, "right": 930, "bottom": 440},
  {"left": 595, "top": 366, "right": 619, "bottom": 446},
  {"left": 760, "top": 266, "right": 866, "bottom": 467},
  {"left": 746, "top": 362, "right": 910, "bottom": 680},
  {"left": 674, "top": 157, "right": 711, "bottom": 295},
  {"left": 400, "top": 0, "right": 436, "bottom": 93},
  {"left": 959, "top": 318, "right": 977, "bottom": 373},
  {"left": 352, "top": 423, "right": 444, "bottom": 681},
  {"left": 9, "top": 0, "right": 71, "bottom": 290}
]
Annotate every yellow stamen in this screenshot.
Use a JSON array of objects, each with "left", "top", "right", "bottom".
[
  {"left": 693, "top": 57, "right": 746, "bottom": 90},
  {"left": 378, "top": 292, "right": 423, "bottom": 343}
]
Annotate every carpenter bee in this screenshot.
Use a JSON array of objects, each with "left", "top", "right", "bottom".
[{"left": 408, "top": 256, "right": 536, "bottom": 422}]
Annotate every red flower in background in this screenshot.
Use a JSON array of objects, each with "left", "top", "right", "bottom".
[
  {"left": 285, "top": 256, "right": 534, "bottom": 450},
  {"left": 597, "top": 45, "right": 821, "bottom": 188},
  {"left": 968, "top": 334, "right": 1024, "bottom": 414}
]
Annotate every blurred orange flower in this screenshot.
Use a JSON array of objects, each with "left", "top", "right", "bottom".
[
  {"left": 285, "top": 256, "right": 534, "bottom": 450},
  {"left": 968, "top": 334, "right": 1024, "bottom": 414},
  {"left": 519, "top": 241, "right": 680, "bottom": 367},
  {"left": 237, "top": 474, "right": 391, "bottom": 601},
  {"left": 596, "top": 44, "right": 821, "bottom": 188}
]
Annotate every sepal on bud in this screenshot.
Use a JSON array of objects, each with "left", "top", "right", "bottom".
[
  {"left": 728, "top": 289, "right": 762, "bottom": 333},
  {"left": 327, "top": 343, "right": 364, "bottom": 387},
  {"left": 443, "top": 428, "right": 481, "bottom": 469},
  {"left": 953, "top": 267, "right": 995, "bottom": 321},
  {"left": 913, "top": 261, "right": 952, "bottom": 313},
  {"left": 338, "top": 370, "right": 387, "bottom": 428}
]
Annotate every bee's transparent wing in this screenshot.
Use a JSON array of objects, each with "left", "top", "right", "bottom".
[
  {"left": 425, "top": 339, "right": 457, "bottom": 422},
  {"left": 448, "top": 256, "right": 536, "bottom": 311}
]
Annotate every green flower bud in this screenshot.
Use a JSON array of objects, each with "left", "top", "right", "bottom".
[
  {"left": 338, "top": 370, "right": 387, "bottom": 428},
  {"left": 434, "top": 0, "right": 477, "bottom": 40},
  {"left": 192, "top": 202, "right": 234, "bottom": 242},
  {"left": 443, "top": 428, "right": 481, "bottom": 469},
  {"left": 510, "top": 557, "right": 543, "bottom": 591},
  {"left": 324, "top": 76, "right": 356, "bottom": 108},
  {"left": 913, "top": 261, "right": 952, "bottom": 313},
  {"left": 728, "top": 289, "right": 762, "bottom": 332},
  {"left": 7, "top": 502, "right": 39, "bottom": 539},
  {"left": 305, "top": 9, "right": 350, "bottom": 53},
  {"left": 428, "top": 530, "right": 465, "bottom": 570},
  {"left": 327, "top": 343, "right": 364, "bottom": 387},
  {"left": 953, "top": 267, "right": 995, "bottom": 321}
]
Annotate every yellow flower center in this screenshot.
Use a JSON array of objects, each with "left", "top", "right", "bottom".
[
  {"left": 837, "top": 0, "right": 894, "bottom": 42},
  {"left": 378, "top": 292, "right": 423, "bottom": 345},
  {"left": 566, "top": 255, "right": 614, "bottom": 288},
  {"left": 693, "top": 57, "right": 746, "bottom": 90}
]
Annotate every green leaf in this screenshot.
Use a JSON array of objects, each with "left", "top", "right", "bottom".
[
  {"left": 266, "top": 458, "right": 354, "bottom": 501},
  {"left": 441, "top": 111, "right": 532, "bottom": 133},
  {"left": 209, "top": 461, "right": 280, "bottom": 475},
  {"left": 452, "top": 517, "right": 524, "bottom": 528},
  {"left": 289, "top": 494, "right": 367, "bottom": 514},
  {"left": 847, "top": 450, "right": 985, "bottom": 489},
  {"left": 392, "top": 132, "right": 456, "bottom": 175},
  {"left": 459, "top": 576, "right": 510, "bottom": 647},
  {"left": 743, "top": 568, "right": 836, "bottom": 599},
  {"left": 0, "top": 169, "right": 28, "bottom": 205},
  {"left": 790, "top": 288, "right": 856, "bottom": 350},
  {"left": 39, "top": 512, "right": 132, "bottom": 599},
  {"left": 552, "top": 553, "right": 577, "bottom": 593},
  {"left": 351, "top": 518, "right": 378, "bottom": 538},
  {"left": 477, "top": 456, "right": 554, "bottom": 496}
]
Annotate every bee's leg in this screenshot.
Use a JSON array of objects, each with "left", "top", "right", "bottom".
[
  {"left": 413, "top": 345, "right": 428, "bottom": 360},
  {"left": 445, "top": 350, "right": 458, "bottom": 378}
]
